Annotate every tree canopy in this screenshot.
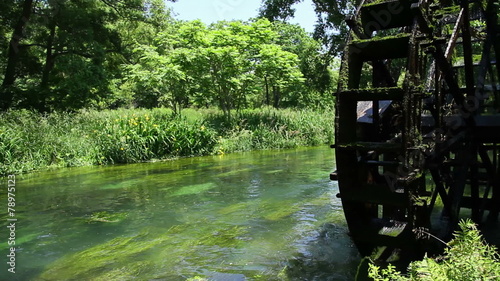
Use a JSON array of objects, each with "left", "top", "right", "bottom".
[
  {"left": 259, "top": 0, "right": 357, "bottom": 57},
  {"left": 0, "top": 0, "right": 335, "bottom": 115}
]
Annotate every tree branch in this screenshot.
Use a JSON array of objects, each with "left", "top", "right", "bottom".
[
  {"left": 18, "top": 43, "right": 45, "bottom": 49},
  {"left": 54, "top": 49, "right": 120, "bottom": 59}
]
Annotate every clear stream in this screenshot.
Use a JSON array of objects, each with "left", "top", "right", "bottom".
[{"left": 1, "top": 146, "right": 361, "bottom": 281}]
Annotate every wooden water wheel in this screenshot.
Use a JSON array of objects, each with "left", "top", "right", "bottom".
[{"left": 332, "top": 0, "right": 500, "bottom": 261}]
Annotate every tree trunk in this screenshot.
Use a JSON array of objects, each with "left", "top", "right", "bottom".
[
  {"left": 264, "top": 76, "right": 270, "bottom": 106},
  {"left": 38, "top": 19, "right": 57, "bottom": 111},
  {"left": 1, "top": 0, "right": 34, "bottom": 110},
  {"left": 219, "top": 95, "right": 230, "bottom": 121},
  {"left": 273, "top": 85, "right": 280, "bottom": 108},
  {"left": 41, "top": 20, "right": 56, "bottom": 90}
]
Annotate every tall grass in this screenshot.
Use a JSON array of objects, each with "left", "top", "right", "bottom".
[
  {"left": 207, "top": 107, "right": 334, "bottom": 153},
  {"left": 0, "top": 107, "right": 334, "bottom": 175}
]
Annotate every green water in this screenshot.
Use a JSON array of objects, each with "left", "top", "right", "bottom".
[{"left": 0, "top": 146, "right": 361, "bottom": 281}]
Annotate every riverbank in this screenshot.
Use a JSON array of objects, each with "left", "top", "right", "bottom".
[{"left": 0, "top": 107, "right": 334, "bottom": 175}]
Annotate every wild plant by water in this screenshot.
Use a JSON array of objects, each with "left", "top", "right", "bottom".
[
  {"left": 0, "top": 107, "right": 333, "bottom": 175},
  {"left": 368, "top": 219, "right": 500, "bottom": 280},
  {"left": 208, "top": 107, "right": 334, "bottom": 153},
  {"left": 87, "top": 110, "right": 217, "bottom": 164}
]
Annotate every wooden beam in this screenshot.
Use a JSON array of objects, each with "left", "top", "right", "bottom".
[
  {"left": 460, "top": 1, "right": 476, "bottom": 98},
  {"left": 430, "top": 168, "right": 452, "bottom": 216},
  {"left": 478, "top": 144, "right": 500, "bottom": 220},
  {"left": 470, "top": 144, "right": 481, "bottom": 223}
]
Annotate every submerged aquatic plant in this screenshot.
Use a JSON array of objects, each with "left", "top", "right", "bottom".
[
  {"left": 37, "top": 223, "right": 251, "bottom": 280},
  {"left": 84, "top": 211, "right": 128, "bottom": 223},
  {"left": 37, "top": 231, "right": 161, "bottom": 280}
]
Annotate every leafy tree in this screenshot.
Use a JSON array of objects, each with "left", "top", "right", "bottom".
[
  {"left": 255, "top": 44, "right": 303, "bottom": 107},
  {"left": 106, "top": 0, "right": 177, "bottom": 109},
  {"left": 271, "top": 21, "right": 333, "bottom": 108},
  {"left": 0, "top": 0, "right": 176, "bottom": 111},
  {"left": 126, "top": 20, "right": 205, "bottom": 111},
  {"left": 201, "top": 21, "right": 255, "bottom": 118},
  {"left": 126, "top": 18, "right": 305, "bottom": 117},
  {"left": 166, "top": 21, "right": 213, "bottom": 109},
  {"left": 0, "top": 0, "right": 34, "bottom": 110},
  {"left": 199, "top": 19, "right": 305, "bottom": 114},
  {"left": 1, "top": 0, "right": 327, "bottom": 113},
  {"left": 126, "top": 45, "right": 187, "bottom": 111},
  {"left": 259, "top": 0, "right": 356, "bottom": 56}
]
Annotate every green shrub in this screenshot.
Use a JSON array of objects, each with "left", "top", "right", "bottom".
[
  {"left": 87, "top": 111, "right": 217, "bottom": 164},
  {"left": 208, "top": 107, "right": 334, "bottom": 154},
  {"left": 368, "top": 219, "right": 500, "bottom": 281}
]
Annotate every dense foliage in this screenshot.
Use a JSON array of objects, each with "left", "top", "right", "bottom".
[
  {"left": 369, "top": 220, "right": 500, "bottom": 280},
  {"left": 0, "top": 0, "right": 334, "bottom": 114},
  {"left": 0, "top": 108, "right": 334, "bottom": 175},
  {"left": 259, "top": 0, "right": 356, "bottom": 57}
]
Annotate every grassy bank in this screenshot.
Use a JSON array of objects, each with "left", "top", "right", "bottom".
[{"left": 0, "top": 107, "right": 334, "bottom": 175}]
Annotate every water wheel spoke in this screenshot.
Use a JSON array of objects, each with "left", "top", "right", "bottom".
[
  {"left": 340, "top": 184, "right": 407, "bottom": 207},
  {"left": 470, "top": 147, "right": 481, "bottom": 223},
  {"left": 429, "top": 168, "right": 452, "bottom": 216},
  {"left": 478, "top": 144, "right": 500, "bottom": 220}
]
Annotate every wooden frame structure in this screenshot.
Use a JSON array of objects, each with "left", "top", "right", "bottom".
[{"left": 333, "top": 0, "right": 500, "bottom": 261}]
